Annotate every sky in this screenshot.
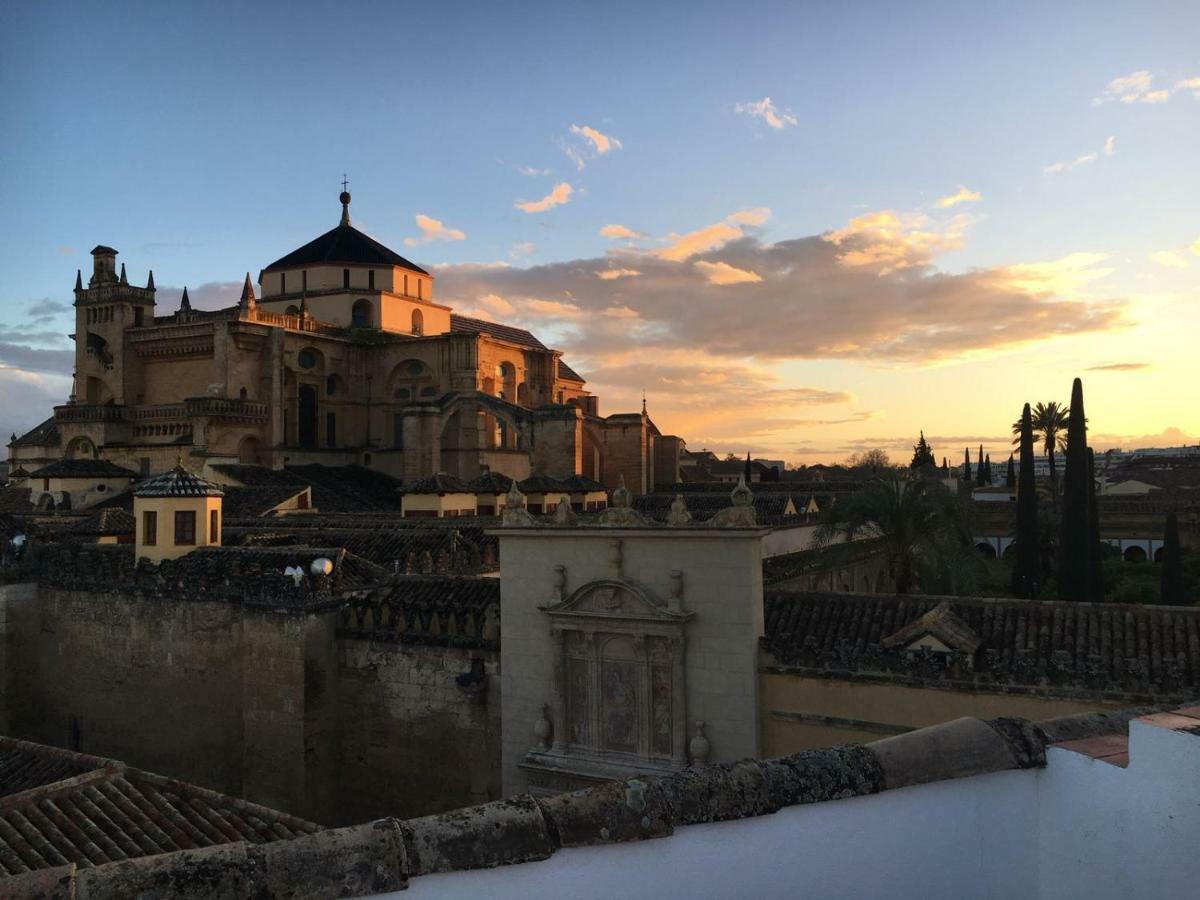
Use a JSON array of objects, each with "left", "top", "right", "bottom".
[{"left": 1, "top": 0, "right": 1198, "bottom": 466}]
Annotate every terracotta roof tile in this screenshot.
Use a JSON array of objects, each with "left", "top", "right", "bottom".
[{"left": 449, "top": 315, "right": 547, "bottom": 350}]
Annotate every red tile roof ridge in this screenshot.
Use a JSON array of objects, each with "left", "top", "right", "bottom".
[{"left": 0, "top": 765, "right": 122, "bottom": 812}]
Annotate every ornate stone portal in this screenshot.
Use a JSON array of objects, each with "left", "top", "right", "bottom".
[{"left": 520, "top": 577, "right": 692, "bottom": 793}]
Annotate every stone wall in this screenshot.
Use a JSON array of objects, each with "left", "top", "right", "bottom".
[
  {"left": 0, "top": 585, "right": 500, "bottom": 827},
  {"left": 336, "top": 640, "right": 501, "bottom": 825}
]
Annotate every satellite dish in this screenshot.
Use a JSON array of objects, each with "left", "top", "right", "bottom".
[
  {"left": 10, "top": 534, "right": 25, "bottom": 548},
  {"left": 311, "top": 557, "right": 334, "bottom": 576},
  {"left": 282, "top": 565, "right": 305, "bottom": 586}
]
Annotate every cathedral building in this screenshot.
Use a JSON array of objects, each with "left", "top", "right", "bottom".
[{"left": 9, "top": 191, "right": 683, "bottom": 493}]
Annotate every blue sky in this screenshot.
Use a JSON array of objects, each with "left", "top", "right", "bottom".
[{"left": 1, "top": 1, "right": 1198, "bottom": 462}]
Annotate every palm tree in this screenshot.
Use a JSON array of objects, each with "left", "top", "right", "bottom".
[
  {"left": 1011, "top": 401, "right": 1070, "bottom": 482},
  {"left": 814, "top": 477, "right": 977, "bottom": 595}
]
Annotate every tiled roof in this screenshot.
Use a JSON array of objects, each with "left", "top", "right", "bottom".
[
  {"left": 28, "top": 459, "right": 137, "bottom": 480},
  {"left": 399, "top": 473, "right": 472, "bottom": 495},
  {"left": 67, "top": 508, "right": 135, "bottom": 537},
  {"left": 449, "top": 314, "right": 548, "bottom": 350},
  {"left": 557, "top": 359, "right": 585, "bottom": 383},
  {"left": 210, "top": 464, "right": 309, "bottom": 488},
  {"left": 284, "top": 465, "right": 402, "bottom": 512},
  {"left": 762, "top": 591, "right": 1200, "bottom": 698},
  {"left": 133, "top": 465, "right": 223, "bottom": 498},
  {"left": 262, "top": 222, "right": 429, "bottom": 275},
  {"left": 226, "top": 521, "right": 498, "bottom": 574},
  {"left": 518, "top": 474, "right": 569, "bottom": 493},
  {"left": 221, "top": 486, "right": 308, "bottom": 518},
  {"left": 0, "top": 736, "right": 318, "bottom": 877},
  {"left": 16, "top": 543, "right": 389, "bottom": 601},
  {"left": 10, "top": 417, "right": 60, "bottom": 448},
  {"left": 559, "top": 473, "right": 606, "bottom": 492},
  {"left": 341, "top": 576, "right": 501, "bottom": 648},
  {"left": 466, "top": 471, "right": 514, "bottom": 494}
]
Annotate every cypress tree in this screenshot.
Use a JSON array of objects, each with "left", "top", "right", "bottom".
[
  {"left": 985, "top": 454, "right": 993, "bottom": 484},
  {"left": 1013, "top": 403, "right": 1040, "bottom": 597},
  {"left": 1161, "top": 512, "right": 1187, "bottom": 605},
  {"left": 942, "top": 457, "right": 949, "bottom": 476},
  {"left": 963, "top": 447, "right": 971, "bottom": 481},
  {"left": 976, "top": 445, "right": 986, "bottom": 485},
  {"left": 1087, "top": 447, "right": 1104, "bottom": 602},
  {"left": 1058, "top": 378, "right": 1091, "bottom": 601},
  {"left": 1006, "top": 453, "right": 1016, "bottom": 488}
]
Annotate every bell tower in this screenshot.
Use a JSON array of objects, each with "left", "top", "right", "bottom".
[{"left": 72, "top": 245, "right": 156, "bottom": 405}]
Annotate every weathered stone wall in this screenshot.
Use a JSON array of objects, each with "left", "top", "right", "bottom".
[
  {"left": 0, "top": 586, "right": 500, "bottom": 828},
  {"left": 335, "top": 639, "right": 501, "bottom": 826},
  {"left": 7, "top": 588, "right": 247, "bottom": 797}
]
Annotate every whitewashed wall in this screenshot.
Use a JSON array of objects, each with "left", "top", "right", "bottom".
[{"left": 373, "top": 720, "right": 1200, "bottom": 900}]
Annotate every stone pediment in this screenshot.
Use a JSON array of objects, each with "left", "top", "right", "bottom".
[{"left": 541, "top": 579, "right": 689, "bottom": 622}]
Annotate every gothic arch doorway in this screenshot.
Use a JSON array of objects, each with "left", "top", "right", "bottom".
[{"left": 298, "top": 385, "right": 318, "bottom": 449}]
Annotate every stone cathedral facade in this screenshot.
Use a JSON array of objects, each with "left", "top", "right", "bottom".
[{"left": 9, "top": 192, "right": 682, "bottom": 490}]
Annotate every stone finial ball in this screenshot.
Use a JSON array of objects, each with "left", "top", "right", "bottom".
[{"left": 339, "top": 191, "right": 351, "bottom": 206}]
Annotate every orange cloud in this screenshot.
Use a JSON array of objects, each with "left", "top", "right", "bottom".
[
  {"left": 404, "top": 213, "right": 466, "bottom": 246},
  {"left": 936, "top": 185, "right": 981, "bottom": 208},
  {"left": 570, "top": 124, "right": 621, "bottom": 154},
  {"left": 694, "top": 260, "right": 762, "bottom": 285},
  {"left": 515, "top": 182, "right": 573, "bottom": 214},
  {"left": 600, "top": 224, "right": 641, "bottom": 240},
  {"left": 596, "top": 269, "right": 641, "bottom": 280}
]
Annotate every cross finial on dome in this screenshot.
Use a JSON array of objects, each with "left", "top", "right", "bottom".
[{"left": 339, "top": 177, "right": 351, "bottom": 226}]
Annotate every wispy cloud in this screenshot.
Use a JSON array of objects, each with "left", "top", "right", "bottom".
[
  {"left": 404, "top": 213, "right": 466, "bottom": 246},
  {"left": 1092, "top": 70, "right": 1168, "bottom": 105},
  {"left": 1044, "top": 152, "right": 1098, "bottom": 175},
  {"left": 935, "top": 185, "right": 981, "bottom": 208},
  {"left": 600, "top": 224, "right": 642, "bottom": 240},
  {"left": 515, "top": 182, "right": 573, "bottom": 214},
  {"left": 596, "top": 268, "right": 641, "bottom": 280},
  {"left": 1149, "top": 249, "right": 1189, "bottom": 269},
  {"left": 1104, "top": 135, "right": 1116, "bottom": 156},
  {"left": 734, "top": 97, "right": 797, "bottom": 130},
  {"left": 509, "top": 242, "right": 536, "bottom": 259},
  {"left": 26, "top": 299, "right": 70, "bottom": 321},
  {"left": 517, "top": 165, "right": 549, "bottom": 176},
  {"left": 57, "top": 246, "right": 75, "bottom": 256},
  {"left": 694, "top": 260, "right": 762, "bottom": 285},
  {"left": 1085, "top": 362, "right": 1151, "bottom": 372},
  {"left": 1176, "top": 76, "right": 1200, "bottom": 99}
]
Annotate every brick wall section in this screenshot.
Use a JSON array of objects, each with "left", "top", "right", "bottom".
[{"left": 335, "top": 640, "right": 500, "bottom": 825}]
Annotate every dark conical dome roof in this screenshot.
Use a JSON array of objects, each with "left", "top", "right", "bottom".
[
  {"left": 135, "top": 464, "right": 224, "bottom": 498},
  {"left": 262, "top": 194, "right": 428, "bottom": 275}
]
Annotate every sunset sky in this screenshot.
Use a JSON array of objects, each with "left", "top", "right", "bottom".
[{"left": 2, "top": 1, "right": 1198, "bottom": 465}]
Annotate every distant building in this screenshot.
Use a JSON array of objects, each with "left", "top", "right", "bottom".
[{"left": 8, "top": 192, "right": 683, "bottom": 498}]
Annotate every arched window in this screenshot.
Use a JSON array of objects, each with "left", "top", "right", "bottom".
[
  {"left": 352, "top": 298, "right": 372, "bottom": 328},
  {"left": 497, "top": 362, "right": 516, "bottom": 400},
  {"left": 285, "top": 305, "right": 300, "bottom": 316},
  {"left": 411, "top": 309, "right": 424, "bottom": 335},
  {"left": 239, "top": 387, "right": 248, "bottom": 400}
]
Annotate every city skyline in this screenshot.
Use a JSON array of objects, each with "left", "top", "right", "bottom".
[{"left": 2, "top": 1, "right": 1198, "bottom": 464}]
